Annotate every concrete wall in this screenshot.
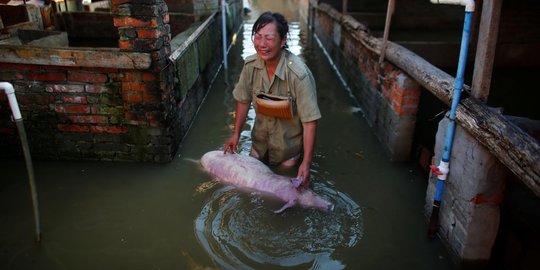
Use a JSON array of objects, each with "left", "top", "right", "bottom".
[
  {"left": 0, "top": 0, "right": 243, "bottom": 162},
  {"left": 310, "top": 1, "right": 420, "bottom": 161},
  {"left": 426, "top": 118, "right": 507, "bottom": 266}
]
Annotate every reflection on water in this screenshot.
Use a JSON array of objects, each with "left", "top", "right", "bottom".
[
  {"left": 195, "top": 182, "right": 362, "bottom": 269},
  {"left": 194, "top": 18, "right": 363, "bottom": 270}
]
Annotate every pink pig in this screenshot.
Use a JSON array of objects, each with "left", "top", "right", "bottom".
[{"left": 201, "top": 151, "right": 334, "bottom": 213}]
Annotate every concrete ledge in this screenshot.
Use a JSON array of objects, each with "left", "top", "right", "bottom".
[{"left": 0, "top": 45, "right": 152, "bottom": 69}]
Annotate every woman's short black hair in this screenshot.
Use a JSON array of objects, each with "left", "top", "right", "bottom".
[{"left": 252, "top": 11, "right": 289, "bottom": 47}]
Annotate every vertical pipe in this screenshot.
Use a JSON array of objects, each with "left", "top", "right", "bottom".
[
  {"left": 378, "top": 0, "right": 395, "bottom": 65},
  {"left": 0, "top": 82, "right": 41, "bottom": 242},
  {"left": 428, "top": 7, "right": 474, "bottom": 238},
  {"left": 221, "top": 0, "right": 228, "bottom": 70},
  {"left": 16, "top": 120, "right": 41, "bottom": 242}
]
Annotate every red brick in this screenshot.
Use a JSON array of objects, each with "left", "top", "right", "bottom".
[
  {"left": 137, "top": 28, "right": 161, "bottom": 39},
  {"left": 91, "top": 125, "right": 128, "bottom": 134},
  {"left": 123, "top": 91, "right": 143, "bottom": 102},
  {"left": 46, "top": 84, "right": 84, "bottom": 93},
  {"left": 57, "top": 124, "right": 90, "bottom": 133},
  {"left": 402, "top": 96, "right": 420, "bottom": 106},
  {"left": 114, "top": 17, "right": 158, "bottom": 28},
  {"left": 17, "top": 94, "right": 53, "bottom": 104},
  {"left": 68, "top": 72, "right": 108, "bottom": 83},
  {"left": 118, "top": 39, "right": 131, "bottom": 50},
  {"left": 142, "top": 72, "right": 157, "bottom": 81},
  {"left": 20, "top": 104, "right": 48, "bottom": 111},
  {"left": 113, "top": 71, "right": 142, "bottom": 82},
  {"left": 28, "top": 72, "right": 66, "bottom": 82},
  {"left": 68, "top": 115, "right": 108, "bottom": 124},
  {"left": 391, "top": 88, "right": 403, "bottom": 104},
  {"left": 122, "top": 82, "right": 148, "bottom": 92},
  {"left": 63, "top": 96, "right": 88, "bottom": 104},
  {"left": 85, "top": 85, "right": 108, "bottom": 93},
  {"left": 55, "top": 104, "right": 91, "bottom": 114},
  {"left": 402, "top": 88, "right": 420, "bottom": 98}
]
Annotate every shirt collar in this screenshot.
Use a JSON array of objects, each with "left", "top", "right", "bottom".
[{"left": 253, "top": 50, "right": 289, "bottom": 81}]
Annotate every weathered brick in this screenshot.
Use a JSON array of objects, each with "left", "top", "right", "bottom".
[
  {"left": 57, "top": 124, "right": 90, "bottom": 133},
  {"left": 137, "top": 28, "right": 161, "bottom": 39},
  {"left": 142, "top": 72, "right": 157, "bottom": 81},
  {"left": 123, "top": 91, "right": 143, "bottom": 102},
  {"left": 28, "top": 72, "right": 66, "bottom": 82},
  {"left": 85, "top": 84, "right": 109, "bottom": 93},
  {"left": 86, "top": 67, "right": 119, "bottom": 73},
  {"left": 63, "top": 96, "right": 88, "bottom": 104},
  {"left": 46, "top": 84, "right": 85, "bottom": 93},
  {"left": 91, "top": 125, "right": 128, "bottom": 134},
  {"left": 112, "top": 71, "right": 142, "bottom": 82},
  {"left": 91, "top": 106, "right": 124, "bottom": 115},
  {"left": 122, "top": 82, "right": 148, "bottom": 91},
  {"left": 54, "top": 104, "right": 91, "bottom": 114},
  {"left": 68, "top": 72, "right": 108, "bottom": 83},
  {"left": 17, "top": 94, "right": 54, "bottom": 104},
  {"left": 113, "top": 17, "right": 158, "bottom": 28},
  {"left": 68, "top": 115, "right": 109, "bottom": 124}
]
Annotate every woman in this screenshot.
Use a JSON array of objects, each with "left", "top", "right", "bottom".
[{"left": 223, "top": 11, "right": 321, "bottom": 186}]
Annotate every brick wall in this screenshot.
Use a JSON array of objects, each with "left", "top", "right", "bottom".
[
  {"left": 311, "top": 1, "right": 419, "bottom": 161},
  {"left": 0, "top": 0, "right": 243, "bottom": 162}
]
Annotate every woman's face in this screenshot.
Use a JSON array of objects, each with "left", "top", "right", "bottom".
[{"left": 253, "top": 22, "right": 286, "bottom": 63}]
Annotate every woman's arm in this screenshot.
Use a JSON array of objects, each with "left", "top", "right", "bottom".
[
  {"left": 224, "top": 101, "right": 250, "bottom": 154},
  {"left": 297, "top": 120, "right": 317, "bottom": 185}
]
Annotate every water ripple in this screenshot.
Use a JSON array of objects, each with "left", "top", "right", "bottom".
[{"left": 194, "top": 182, "right": 362, "bottom": 270}]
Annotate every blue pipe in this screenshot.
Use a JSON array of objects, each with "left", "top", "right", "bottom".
[{"left": 428, "top": 10, "right": 474, "bottom": 238}]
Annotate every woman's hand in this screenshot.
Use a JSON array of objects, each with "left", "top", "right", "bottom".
[
  {"left": 224, "top": 102, "right": 250, "bottom": 154},
  {"left": 296, "top": 160, "right": 311, "bottom": 187},
  {"left": 223, "top": 134, "right": 239, "bottom": 154}
]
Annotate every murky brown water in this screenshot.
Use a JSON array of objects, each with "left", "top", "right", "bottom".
[{"left": 0, "top": 1, "right": 457, "bottom": 269}]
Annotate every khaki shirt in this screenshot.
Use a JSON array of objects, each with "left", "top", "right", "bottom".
[{"left": 233, "top": 50, "right": 321, "bottom": 164}]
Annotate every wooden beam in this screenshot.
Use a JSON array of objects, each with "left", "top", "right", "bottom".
[
  {"left": 385, "top": 41, "right": 540, "bottom": 196},
  {"left": 313, "top": 2, "right": 539, "bottom": 195},
  {"left": 471, "top": 0, "right": 502, "bottom": 102},
  {"left": 0, "top": 46, "right": 152, "bottom": 69}
]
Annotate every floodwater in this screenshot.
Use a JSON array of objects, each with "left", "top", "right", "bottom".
[{"left": 0, "top": 4, "right": 457, "bottom": 270}]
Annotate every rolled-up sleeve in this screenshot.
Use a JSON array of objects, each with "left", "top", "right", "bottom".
[{"left": 295, "top": 69, "right": 321, "bottom": 122}]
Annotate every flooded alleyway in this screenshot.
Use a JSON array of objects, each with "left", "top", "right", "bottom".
[{"left": 1, "top": 2, "right": 457, "bottom": 270}]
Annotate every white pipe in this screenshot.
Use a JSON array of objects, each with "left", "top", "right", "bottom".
[
  {"left": 430, "top": 0, "right": 475, "bottom": 12},
  {"left": 0, "top": 82, "right": 22, "bottom": 120},
  {"left": 221, "top": 0, "right": 228, "bottom": 69}
]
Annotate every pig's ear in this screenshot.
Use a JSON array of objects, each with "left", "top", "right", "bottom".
[{"left": 273, "top": 200, "right": 296, "bottom": 214}]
